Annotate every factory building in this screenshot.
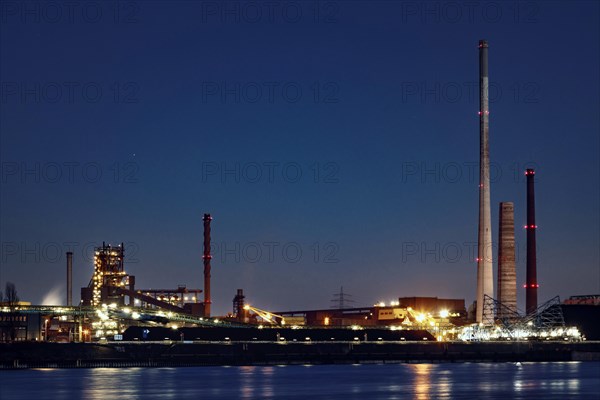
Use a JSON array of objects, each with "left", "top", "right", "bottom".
[
  {"left": 80, "top": 242, "right": 204, "bottom": 316},
  {"left": 562, "top": 296, "right": 600, "bottom": 340},
  {"left": 81, "top": 243, "right": 132, "bottom": 307},
  {"left": 0, "top": 302, "right": 42, "bottom": 342},
  {"left": 275, "top": 297, "right": 466, "bottom": 328},
  {"left": 398, "top": 297, "right": 466, "bottom": 316}
]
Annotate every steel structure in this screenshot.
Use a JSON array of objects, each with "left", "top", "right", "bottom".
[
  {"left": 330, "top": 286, "right": 355, "bottom": 310},
  {"left": 134, "top": 287, "right": 202, "bottom": 308},
  {"left": 243, "top": 305, "right": 286, "bottom": 326},
  {"left": 80, "top": 234, "right": 208, "bottom": 315},
  {"left": 525, "top": 296, "right": 565, "bottom": 329},
  {"left": 86, "top": 243, "right": 132, "bottom": 307},
  {"left": 0, "top": 304, "right": 242, "bottom": 328},
  {"left": 114, "top": 287, "right": 201, "bottom": 313},
  {"left": 232, "top": 289, "right": 247, "bottom": 323},
  {"left": 467, "top": 295, "right": 575, "bottom": 341}
]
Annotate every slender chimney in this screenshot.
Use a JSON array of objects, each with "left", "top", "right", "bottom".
[
  {"left": 497, "top": 202, "right": 516, "bottom": 318},
  {"left": 203, "top": 213, "right": 212, "bottom": 317},
  {"left": 66, "top": 251, "right": 73, "bottom": 306},
  {"left": 476, "top": 39, "right": 494, "bottom": 323},
  {"left": 525, "top": 169, "right": 538, "bottom": 314}
]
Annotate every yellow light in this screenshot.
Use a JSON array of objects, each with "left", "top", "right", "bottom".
[
  {"left": 415, "top": 313, "right": 426, "bottom": 323},
  {"left": 243, "top": 305, "right": 250, "bottom": 310},
  {"left": 324, "top": 317, "right": 330, "bottom": 326},
  {"left": 439, "top": 309, "right": 449, "bottom": 318}
]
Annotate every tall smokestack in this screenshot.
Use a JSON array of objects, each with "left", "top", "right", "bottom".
[
  {"left": 497, "top": 202, "right": 516, "bottom": 317},
  {"left": 66, "top": 251, "right": 73, "bottom": 306},
  {"left": 476, "top": 39, "right": 494, "bottom": 323},
  {"left": 203, "top": 213, "right": 212, "bottom": 317},
  {"left": 525, "top": 169, "right": 538, "bottom": 314}
]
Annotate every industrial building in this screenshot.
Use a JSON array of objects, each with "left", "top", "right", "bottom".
[
  {"left": 0, "top": 40, "right": 591, "bottom": 345},
  {"left": 273, "top": 297, "right": 466, "bottom": 330},
  {"left": 80, "top": 242, "right": 204, "bottom": 315},
  {"left": 0, "top": 302, "right": 42, "bottom": 342}
]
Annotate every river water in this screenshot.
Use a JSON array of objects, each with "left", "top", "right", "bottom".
[{"left": 1, "top": 362, "right": 598, "bottom": 399}]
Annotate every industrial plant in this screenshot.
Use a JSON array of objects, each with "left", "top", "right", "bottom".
[{"left": 1, "top": 40, "right": 597, "bottom": 354}]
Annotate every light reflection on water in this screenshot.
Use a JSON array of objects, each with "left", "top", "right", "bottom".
[
  {"left": 412, "top": 363, "right": 432, "bottom": 399},
  {"left": 1, "top": 362, "right": 598, "bottom": 400}
]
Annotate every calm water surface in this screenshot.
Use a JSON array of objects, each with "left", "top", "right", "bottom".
[{"left": 1, "top": 362, "right": 598, "bottom": 399}]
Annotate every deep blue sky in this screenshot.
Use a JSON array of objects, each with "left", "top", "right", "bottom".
[{"left": 1, "top": 0, "right": 598, "bottom": 315}]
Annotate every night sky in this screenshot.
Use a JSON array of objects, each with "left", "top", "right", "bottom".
[{"left": 1, "top": 1, "right": 598, "bottom": 316}]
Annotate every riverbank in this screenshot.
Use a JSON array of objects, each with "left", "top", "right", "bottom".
[{"left": 1, "top": 341, "right": 600, "bottom": 369}]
